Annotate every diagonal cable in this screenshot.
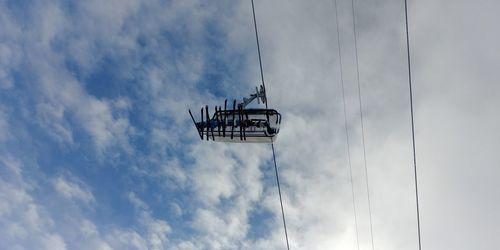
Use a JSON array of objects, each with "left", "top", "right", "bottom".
[
  {"left": 403, "top": 1, "right": 422, "bottom": 249},
  {"left": 251, "top": 0, "right": 290, "bottom": 249},
  {"left": 333, "top": 0, "right": 361, "bottom": 249},
  {"left": 350, "top": 0, "right": 376, "bottom": 249}
]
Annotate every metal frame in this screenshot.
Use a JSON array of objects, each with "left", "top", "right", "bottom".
[{"left": 188, "top": 86, "right": 280, "bottom": 143}]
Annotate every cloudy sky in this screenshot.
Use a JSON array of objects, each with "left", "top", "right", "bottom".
[{"left": 1, "top": 0, "right": 499, "bottom": 249}]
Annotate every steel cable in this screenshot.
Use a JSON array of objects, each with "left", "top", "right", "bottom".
[
  {"left": 350, "top": 0, "right": 376, "bottom": 249},
  {"left": 333, "top": 0, "right": 361, "bottom": 249},
  {"left": 251, "top": 1, "right": 290, "bottom": 249},
  {"left": 403, "top": 1, "right": 422, "bottom": 249}
]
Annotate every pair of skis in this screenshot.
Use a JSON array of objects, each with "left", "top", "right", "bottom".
[{"left": 188, "top": 99, "right": 249, "bottom": 141}]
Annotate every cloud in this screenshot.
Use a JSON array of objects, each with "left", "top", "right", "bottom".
[
  {"left": 0, "top": 107, "right": 9, "bottom": 142},
  {"left": 33, "top": 67, "right": 135, "bottom": 154},
  {"left": 1, "top": 0, "right": 499, "bottom": 249},
  {"left": 128, "top": 192, "right": 149, "bottom": 211},
  {"left": 0, "top": 153, "right": 175, "bottom": 250},
  {"left": 0, "top": 156, "right": 68, "bottom": 250},
  {"left": 125, "top": 192, "right": 172, "bottom": 250},
  {"left": 0, "top": 13, "right": 22, "bottom": 90},
  {"left": 1, "top": 0, "right": 137, "bottom": 155},
  {"left": 52, "top": 176, "right": 95, "bottom": 205},
  {"left": 178, "top": 142, "right": 270, "bottom": 249},
  {"left": 106, "top": 230, "right": 148, "bottom": 250},
  {"left": 180, "top": 0, "right": 500, "bottom": 249},
  {"left": 36, "top": 102, "right": 74, "bottom": 145}
]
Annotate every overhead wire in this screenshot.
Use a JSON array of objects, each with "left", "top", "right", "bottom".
[
  {"left": 250, "top": 0, "right": 291, "bottom": 249},
  {"left": 271, "top": 144, "right": 290, "bottom": 250},
  {"left": 403, "top": 0, "right": 422, "bottom": 249},
  {"left": 251, "top": 0, "right": 268, "bottom": 110},
  {"left": 333, "top": 0, "right": 361, "bottom": 249},
  {"left": 349, "top": 0, "right": 376, "bottom": 249}
]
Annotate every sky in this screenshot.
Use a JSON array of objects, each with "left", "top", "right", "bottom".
[{"left": 1, "top": 0, "right": 499, "bottom": 249}]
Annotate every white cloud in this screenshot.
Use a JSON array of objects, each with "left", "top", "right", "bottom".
[
  {"left": 0, "top": 154, "right": 175, "bottom": 250},
  {"left": 128, "top": 192, "right": 149, "bottom": 211},
  {"left": 0, "top": 0, "right": 136, "bottom": 155},
  {"left": 40, "top": 234, "right": 67, "bottom": 250},
  {"left": 112, "top": 97, "right": 132, "bottom": 110},
  {"left": 178, "top": 0, "right": 500, "bottom": 249},
  {"left": 76, "top": 96, "right": 134, "bottom": 154},
  {"left": 180, "top": 142, "right": 270, "bottom": 249},
  {"left": 36, "top": 102, "right": 74, "bottom": 145},
  {"left": 143, "top": 214, "right": 171, "bottom": 250},
  {"left": 0, "top": 156, "right": 68, "bottom": 250},
  {"left": 107, "top": 230, "right": 148, "bottom": 250},
  {"left": 0, "top": 108, "right": 10, "bottom": 143},
  {"left": 52, "top": 176, "right": 95, "bottom": 205},
  {"left": 159, "top": 159, "right": 188, "bottom": 188},
  {"left": 126, "top": 192, "right": 172, "bottom": 250},
  {"left": 170, "top": 202, "right": 183, "bottom": 217},
  {"left": 33, "top": 69, "right": 135, "bottom": 154},
  {"left": 1, "top": 0, "right": 499, "bottom": 249},
  {"left": 0, "top": 12, "right": 22, "bottom": 90},
  {"left": 190, "top": 145, "right": 238, "bottom": 206}
]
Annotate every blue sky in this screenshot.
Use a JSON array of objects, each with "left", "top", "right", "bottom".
[
  {"left": 1, "top": 0, "right": 280, "bottom": 249},
  {"left": 2, "top": 0, "right": 500, "bottom": 249}
]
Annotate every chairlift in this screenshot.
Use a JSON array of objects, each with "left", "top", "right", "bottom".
[{"left": 188, "top": 85, "right": 281, "bottom": 143}]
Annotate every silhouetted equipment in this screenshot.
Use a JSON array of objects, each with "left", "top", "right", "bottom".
[{"left": 188, "top": 85, "right": 281, "bottom": 143}]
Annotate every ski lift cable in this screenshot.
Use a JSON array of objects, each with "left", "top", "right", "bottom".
[
  {"left": 334, "top": 0, "right": 361, "bottom": 249},
  {"left": 271, "top": 144, "right": 290, "bottom": 250},
  {"left": 250, "top": 0, "right": 290, "bottom": 249},
  {"left": 251, "top": 0, "right": 268, "bottom": 111},
  {"left": 403, "top": 1, "right": 422, "bottom": 249},
  {"left": 350, "top": 0, "right": 376, "bottom": 249}
]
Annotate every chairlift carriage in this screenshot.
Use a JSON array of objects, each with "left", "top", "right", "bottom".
[
  {"left": 188, "top": 85, "right": 281, "bottom": 143},
  {"left": 187, "top": 1, "right": 291, "bottom": 248}
]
